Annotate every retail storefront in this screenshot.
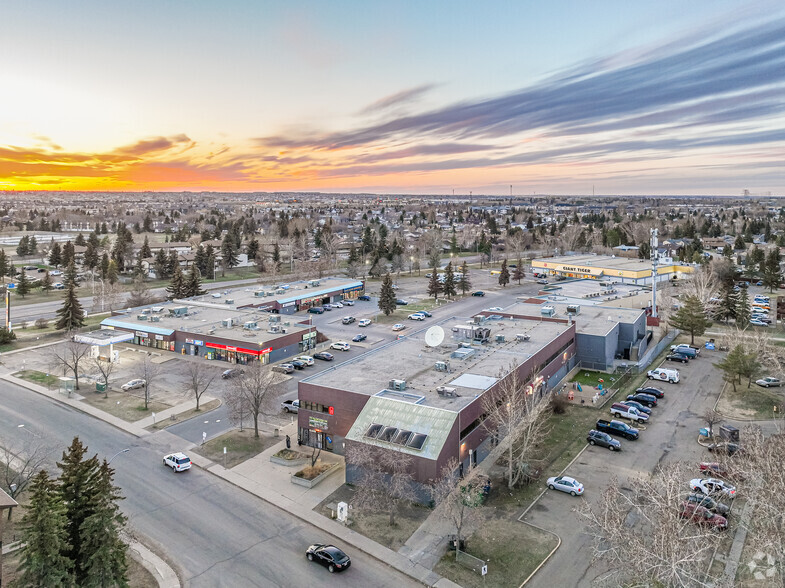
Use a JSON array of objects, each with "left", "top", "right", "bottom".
[{"left": 203, "top": 343, "right": 273, "bottom": 365}]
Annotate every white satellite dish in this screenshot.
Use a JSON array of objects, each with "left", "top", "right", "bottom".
[{"left": 425, "top": 325, "right": 445, "bottom": 347}]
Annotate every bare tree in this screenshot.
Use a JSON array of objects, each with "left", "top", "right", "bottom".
[
  {"left": 703, "top": 408, "right": 723, "bottom": 437},
  {"left": 226, "top": 362, "right": 284, "bottom": 438},
  {"left": 50, "top": 340, "right": 91, "bottom": 390},
  {"left": 681, "top": 266, "right": 720, "bottom": 314},
  {"left": 481, "top": 364, "right": 552, "bottom": 489},
  {"left": 184, "top": 362, "right": 217, "bottom": 411},
  {"left": 430, "top": 457, "right": 489, "bottom": 553},
  {"left": 0, "top": 437, "right": 54, "bottom": 519},
  {"left": 346, "top": 443, "right": 418, "bottom": 527},
  {"left": 140, "top": 353, "right": 160, "bottom": 410},
  {"left": 718, "top": 326, "right": 785, "bottom": 378},
  {"left": 91, "top": 356, "right": 118, "bottom": 398},
  {"left": 579, "top": 462, "right": 725, "bottom": 587}
]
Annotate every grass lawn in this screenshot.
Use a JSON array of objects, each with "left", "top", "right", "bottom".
[
  {"left": 315, "top": 484, "right": 432, "bottom": 551},
  {"left": 570, "top": 369, "right": 616, "bottom": 388},
  {"left": 79, "top": 389, "right": 172, "bottom": 422},
  {"left": 373, "top": 298, "right": 447, "bottom": 324},
  {"left": 146, "top": 398, "right": 222, "bottom": 430},
  {"left": 434, "top": 517, "right": 558, "bottom": 588},
  {"left": 717, "top": 381, "right": 784, "bottom": 419},
  {"left": 14, "top": 369, "right": 60, "bottom": 388},
  {"left": 193, "top": 428, "right": 279, "bottom": 468}
]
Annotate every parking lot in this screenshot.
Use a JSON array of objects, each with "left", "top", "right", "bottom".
[{"left": 523, "top": 347, "right": 727, "bottom": 587}]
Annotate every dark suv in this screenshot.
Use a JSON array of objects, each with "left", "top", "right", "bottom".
[
  {"left": 636, "top": 386, "right": 665, "bottom": 398},
  {"left": 587, "top": 429, "right": 622, "bottom": 451},
  {"left": 626, "top": 392, "right": 658, "bottom": 408}
]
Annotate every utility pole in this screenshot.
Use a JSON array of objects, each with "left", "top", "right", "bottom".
[{"left": 650, "top": 228, "right": 659, "bottom": 318}]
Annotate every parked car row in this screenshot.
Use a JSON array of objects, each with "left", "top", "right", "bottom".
[{"left": 272, "top": 355, "right": 320, "bottom": 373}]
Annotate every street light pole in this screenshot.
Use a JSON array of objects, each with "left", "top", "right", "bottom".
[{"left": 108, "top": 448, "right": 130, "bottom": 464}]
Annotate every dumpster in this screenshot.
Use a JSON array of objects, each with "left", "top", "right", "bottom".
[{"left": 96, "top": 382, "right": 106, "bottom": 393}]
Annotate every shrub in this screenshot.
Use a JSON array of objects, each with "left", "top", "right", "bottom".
[
  {"left": 550, "top": 394, "right": 569, "bottom": 414},
  {"left": 35, "top": 317, "right": 49, "bottom": 329}
]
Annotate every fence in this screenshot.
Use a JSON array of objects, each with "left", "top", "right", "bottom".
[{"left": 456, "top": 548, "right": 487, "bottom": 575}]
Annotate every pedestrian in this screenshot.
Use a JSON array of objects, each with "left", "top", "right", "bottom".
[{"left": 285, "top": 434, "right": 291, "bottom": 449}]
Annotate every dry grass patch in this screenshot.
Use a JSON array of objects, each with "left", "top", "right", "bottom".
[
  {"left": 79, "top": 389, "right": 171, "bottom": 422},
  {"left": 295, "top": 463, "right": 334, "bottom": 480},
  {"left": 192, "top": 428, "right": 278, "bottom": 468},
  {"left": 146, "top": 399, "right": 222, "bottom": 430},
  {"left": 14, "top": 369, "right": 60, "bottom": 388},
  {"left": 434, "top": 517, "right": 558, "bottom": 588}
]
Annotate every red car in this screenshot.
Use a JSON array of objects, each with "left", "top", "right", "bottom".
[
  {"left": 680, "top": 502, "right": 728, "bottom": 530},
  {"left": 699, "top": 462, "right": 745, "bottom": 481}
]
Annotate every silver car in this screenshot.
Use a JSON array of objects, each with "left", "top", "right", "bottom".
[{"left": 121, "top": 378, "right": 146, "bottom": 391}]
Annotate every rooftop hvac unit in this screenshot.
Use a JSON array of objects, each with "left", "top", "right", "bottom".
[
  {"left": 540, "top": 305, "right": 556, "bottom": 317},
  {"left": 515, "top": 333, "right": 531, "bottom": 342},
  {"left": 434, "top": 361, "right": 449, "bottom": 372},
  {"left": 150, "top": 316, "right": 161, "bottom": 322},
  {"left": 268, "top": 325, "right": 280, "bottom": 334},
  {"left": 268, "top": 315, "right": 281, "bottom": 323},
  {"left": 495, "top": 334, "right": 506, "bottom": 343},
  {"left": 221, "top": 318, "right": 234, "bottom": 327},
  {"left": 308, "top": 280, "right": 320, "bottom": 286},
  {"left": 169, "top": 306, "right": 188, "bottom": 317},
  {"left": 389, "top": 379, "right": 407, "bottom": 391},
  {"left": 137, "top": 314, "right": 147, "bottom": 321},
  {"left": 151, "top": 306, "right": 164, "bottom": 313},
  {"left": 225, "top": 299, "right": 234, "bottom": 304},
  {"left": 243, "top": 321, "right": 258, "bottom": 329},
  {"left": 254, "top": 291, "right": 265, "bottom": 297},
  {"left": 566, "top": 304, "right": 581, "bottom": 315},
  {"left": 207, "top": 328, "right": 215, "bottom": 334}
]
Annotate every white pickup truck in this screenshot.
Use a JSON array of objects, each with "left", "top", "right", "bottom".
[
  {"left": 610, "top": 402, "right": 649, "bottom": 423},
  {"left": 281, "top": 399, "right": 299, "bottom": 413}
]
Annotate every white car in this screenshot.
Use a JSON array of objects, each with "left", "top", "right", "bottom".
[
  {"left": 547, "top": 475, "right": 584, "bottom": 496},
  {"left": 332, "top": 302, "right": 343, "bottom": 308},
  {"left": 690, "top": 478, "right": 736, "bottom": 499},
  {"left": 392, "top": 323, "right": 406, "bottom": 332},
  {"left": 755, "top": 377, "right": 781, "bottom": 388},
  {"left": 163, "top": 452, "right": 191, "bottom": 473},
  {"left": 487, "top": 307, "right": 503, "bottom": 312},
  {"left": 330, "top": 342, "right": 350, "bottom": 351},
  {"left": 343, "top": 300, "right": 354, "bottom": 306},
  {"left": 121, "top": 378, "right": 146, "bottom": 391},
  {"left": 296, "top": 355, "right": 315, "bottom": 366},
  {"left": 750, "top": 319, "right": 769, "bottom": 327},
  {"left": 408, "top": 313, "right": 425, "bottom": 321},
  {"left": 50, "top": 269, "right": 63, "bottom": 276},
  {"left": 358, "top": 319, "right": 372, "bottom": 327}
]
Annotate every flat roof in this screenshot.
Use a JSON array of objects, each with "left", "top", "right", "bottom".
[
  {"left": 303, "top": 315, "right": 570, "bottom": 411},
  {"left": 502, "top": 301, "right": 644, "bottom": 337},
  {"left": 533, "top": 279, "right": 648, "bottom": 305},
  {"left": 182, "top": 276, "right": 362, "bottom": 310},
  {"left": 73, "top": 329, "right": 135, "bottom": 345},
  {"left": 103, "top": 301, "right": 312, "bottom": 346},
  {"left": 534, "top": 254, "right": 689, "bottom": 273}
]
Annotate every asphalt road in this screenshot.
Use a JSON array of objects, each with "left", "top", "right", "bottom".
[
  {"left": 522, "top": 347, "right": 728, "bottom": 587},
  {"left": 0, "top": 380, "right": 420, "bottom": 588}
]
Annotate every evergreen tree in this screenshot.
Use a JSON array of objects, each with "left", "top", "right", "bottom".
[
  {"left": 78, "top": 461, "right": 128, "bottom": 588},
  {"left": 205, "top": 245, "right": 216, "bottom": 280},
  {"left": 272, "top": 242, "right": 281, "bottom": 268},
  {"left": 733, "top": 235, "right": 746, "bottom": 250},
  {"left": 427, "top": 269, "right": 443, "bottom": 300},
  {"left": 16, "top": 235, "right": 30, "bottom": 257},
  {"left": 734, "top": 285, "right": 751, "bottom": 328},
  {"left": 167, "top": 266, "right": 185, "bottom": 299},
  {"left": 100, "top": 253, "right": 110, "bottom": 279},
  {"left": 83, "top": 241, "right": 99, "bottom": 270},
  {"left": 184, "top": 267, "right": 206, "bottom": 297},
  {"left": 41, "top": 269, "right": 53, "bottom": 293},
  {"left": 106, "top": 260, "right": 119, "bottom": 285},
  {"left": 443, "top": 262, "right": 456, "bottom": 299},
  {"left": 498, "top": 259, "right": 510, "bottom": 287},
  {"left": 246, "top": 237, "right": 259, "bottom": 261},
  {"left": 153, "top": 248, "right": 169, "bottom": 280},
  {"left": 15, "top": 267, "right": 32, "bottom": 298},
  {"left": 74, "top": 233, "right": 86, "bottom": 247},
  {"left": 62, "top": 241, "right": 76, "bottom": 267},
  {"left": 458, "top": 260, "right": 471, "bottom": 295},
  {"left": 63, "top": 260, "right": 79, "bottom": 288},
  {"left": 378, "top": 273, "right": 397, "bottom": 316},
  {"left": 167, "top": 250, "right": 179, "bottom": 277},
  {"left": 221, "top": 233, "right": 239, "bottom": 276},
  {"left": 140, "top": 236, "right": 152, "bottom": 259},
  {"left": 762, "top": 248, "right": 782, "bottom": 292},
  {"left": 512, "top": 258, "right": 524, "bottom": 284},
  {"left": 28, "top": 235, "right": 38, "bottom": 255},
  {"left": 143, "top": 213, "right": 153, "bottom": 232},
  {"left": 668, "top": 295, "right": 711, "bottom": 344},
  {"left": 15, "top": 470, "right": 73, "bottom": 588},
  {"left": 49, "top": 241, "right": 63, "bottom": 267},
  {"left": 717, "top": 283, "right": 736, "bottom": 322},
  {"left": 346, "top": 244, "right": 360, "bottom": 279},
  {"left": 55, "top": 282, "right": 86, "bottom": 331},
  {"left": 194, "top": 244, "right": 207, "bottom": 276},
  {"left": 0, "top": 249, "right": 8, "bottom": 283}
]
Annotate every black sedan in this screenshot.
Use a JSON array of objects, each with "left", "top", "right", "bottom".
[
  {"left": 626, "top": 392, "right": 658, "bottom": 408},
  {"left": 472, "top": 291, "right": 485, "bottom": 297},
  {"left": 587, "top": 429, "right": 621, "bottom": 451},
  {"left": 666, "top": 352, "right": 690, "bottom": 363},
  {"left": 352, "top": 334, "right": 367, "bottom": 342},
  {"left": 395, "top": 299, "right": 409, "bottom": 305},
  {"left": 313, "top": 352, "right": 334, "bottom": 361},
  {"left": 290, "top": 359, "right": 306, "bottom": 370},
  {"left": 305, "top": 544, "right": 351, "bottom": 573},
  {"left": 636, "top": 386, "right": 665, "bottom": 399},
  {"left": 685, "top": 493, "right": 730, "bottom": 515}
]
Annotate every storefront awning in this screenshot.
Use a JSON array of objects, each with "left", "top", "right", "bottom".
[{"left": 100, "top": 318, "right": 175, "bottom": 336}]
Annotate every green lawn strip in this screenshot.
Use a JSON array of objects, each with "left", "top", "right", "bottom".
[
  {"left": 146, "top": 398, "right": 222, "bottom": 430},
  {"left": 192, "top": 428, "right": 280, "bottom": 468},
  {"left": 13, "top": 369, "right": 60, "bottom": 388},
  {"left": 78, "top": 389, "right": 172, "bottom": 422},
  {"left": 718, "top": 382, "right": 783, "bottom": 420},
  {"left": 434, "top": 517, "right": 558, "bottom": 588},
  {"left": 569, "top": 369, "right": 615, "bottom": 388}
]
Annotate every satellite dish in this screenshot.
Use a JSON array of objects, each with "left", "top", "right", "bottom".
[{"left": 425, "top": 326, "right": 445, "bottom": 347}]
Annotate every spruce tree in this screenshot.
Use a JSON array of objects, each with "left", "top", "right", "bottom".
[
  {"left": 63, "top": 260, "right": 79, "bottom": 288},
  {"left": 0, "top": 249, "right": 8, "bottom": 282},
  {"left": 167, "top": 266, "right": 185, "bottom": 299},
  {"left": 735, "top": 286, "right": 751, "bottom": 329},
  {"left": 194, "top": 244, "right": 207, "bottom": 276},
  {"left": 55, "top": 282, "right": 86, "bottom": 331},
  {"left": 15, "top": 267, "right": 32, "bottom": 297},
  {"left": 100, "top": 252, "right": 110, "bottom": 279},
  {"left": 443, "top": 261, "right": 456, "bottom": 299},
  {"left": 62, "top": 241, "right": 76, "bottom": 267},
  {"left": 28, "top": 235, "right": 38, "bottom": 255},
  {"left": 57, "top": 437, "right": 100, "bottom": 581},
  {"left": 185, "top": 267, "right": 206, "bottom": 297},
  {"left": 272, "top": 242, "right": 281, "bottom": 268},
  {"left": 427, "top": 269, "right": 443, "bottom": 300},
  {"left": 106, "top": 260, "right": 119, "bottom": 285},
  {"left": 378, "top": 272, "right": 397, "bottom": 316},
  {"left": 83, "top": 241, "right": 99, "bottom": 270},
  {"left": 458, "top": 260, "right": 471, "bottom": 295},
  {"left": 167, "top": 250, "right": 179, "bottom": 277},
  {"left": 498, "top": 259, "right": 510, "bottom": 287},
  {"left": 49, "top": 241, "right": 63, "bottom": 267},
  {"left": 78, "top": 461, "right": 128, "bottom": 588},
  {"left": 347, "top": 244, "right": 360, "bottom": 279},
  {"left": 74, "top": 233, "right": 86, "bottom": 246},
  {"left": 140, "top": 236, "right": 152, "bottom": 259},
  {"left": 41, "top": 269, "right": 53, "bottom": 293},
  {"left": 668, "top": 295, "right": 711, "bottom": 345},
  {"left": 246, "top": 237, "right": 259, "bottom": 261},
  {"left": 512, "top": 258, "right": 524, "bottom": 284},
  {"left": 762, "top": 248, "right": 781, "bottom": 293},
  {"left": 221, "top": 233, "right": 239, "bottom": 276},
  {"left": 15, "top": 470, "right": 73, "bottom": 588},
  {"left": 153, "top": 248, "right": 169, "bottom": 280}
]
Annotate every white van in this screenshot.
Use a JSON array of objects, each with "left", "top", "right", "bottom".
[{"left": 647, "top": 367, "right": 680, "bottom": 383}]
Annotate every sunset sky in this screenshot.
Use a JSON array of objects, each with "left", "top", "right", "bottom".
[{"left": 2, "top": 1, "right": 784, "bottom": 195}]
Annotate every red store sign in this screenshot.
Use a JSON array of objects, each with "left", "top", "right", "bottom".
[{"left": 205, "top": 342, "right": 273, "bottom": 356}]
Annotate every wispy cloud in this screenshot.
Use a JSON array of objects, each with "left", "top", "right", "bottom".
[
  {"left": 358, "top": 84, "right": 437, "bottom": 116},
  {"left": 114, "top": 134, "right": 192, "bottom": 157}
]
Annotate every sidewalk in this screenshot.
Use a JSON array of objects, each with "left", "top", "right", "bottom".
[{"left": 5, "top": 371, "right": 459, "bottom": 588}]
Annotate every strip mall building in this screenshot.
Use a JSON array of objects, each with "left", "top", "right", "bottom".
[{"left": 532, "top": 255, "right": 693, "bottom": 285}]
